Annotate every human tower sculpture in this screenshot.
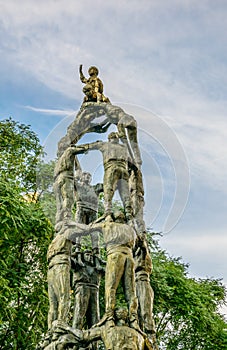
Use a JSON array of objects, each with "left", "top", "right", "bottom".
[{"left": 39, "top": 66, "right": 158, "bottom": 350}]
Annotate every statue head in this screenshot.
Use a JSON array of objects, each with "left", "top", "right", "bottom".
[
  {"left": 83, "top": 250, "right": 94, "bottom": 265},
  {"left": 82, "top": 172, "right": 92, "bottom": 185},
  {"left": 113, "top": 210, "right": 125, "bottom": 223},
  {"left": 115, "top": 307, "right": 128, "bottom": 326},
  {"left": 88, "top": 66, "right": 99, "bottom": 76},
  {"left": 108, "top": 131, "right": 119, "bottom": 144}
]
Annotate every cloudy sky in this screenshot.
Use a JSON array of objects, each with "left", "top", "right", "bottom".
[{"left": 0, "top": 1, "right": 227, "bottom": 313}]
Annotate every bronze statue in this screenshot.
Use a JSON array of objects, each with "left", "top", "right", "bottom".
[
  {"left": 83, "top": 321, "right": 154, "bottom": 350},
  {"left": 39, "top": 318, "right": 153, "bottom": 350},
  {"left": 79, "top": 64, "right": 110, "bottom": 103},
  {"left": 134, "top": 235, "right": 158, "bottom": 349},
  {"left": 47, "top": 224, "right": 86, "bottom": 329},
  {"left": 129, "top": 164, "right": 146, "bottom": 233},
  {"left": 57, "top": 107, "right": 111, "bottom": 157},
  {"left": 80, "top": 103, "right": 142, "bottom": 168},
  {"left": 53, "top": 146, "right": 85, "bottom": 227},
  {"left": 38, "top": 320, "right": 83, "bottom": 350},
  {"left": 72, "top": 132, "right": 133, "bottom": 221},
  {"left": 103, "top": 104, "right": 142, "bottom": 168},
  {"left": 40, "top": 66, "right": 160, "bottom": 350},
  {"left": 75, "top": 211, "right": 139, "bottom": 330},
  {"left": 74, "top": 171, "right": 103, "bottom": 266},
  {"left": 71, "top": 250, "right": 105, "bottom": 330}
]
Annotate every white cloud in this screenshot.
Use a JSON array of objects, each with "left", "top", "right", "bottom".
[
  {"left": 1, "top": 0, "right": 227, "bottom": 104},
  {"left": 1, "top": 0, "right": 225, "bottom": 224},
  {"left": 161, "top": 230, "right": 227, "bottom": 283},
  {"left": 24, "top": 105, "right": 75, "bottom": 116},
  {"left": 1, "top": 0, "right": 227, "bottom": 306},
  {"left": 161, "top": 105, "right": 227, "bottom": 193}
]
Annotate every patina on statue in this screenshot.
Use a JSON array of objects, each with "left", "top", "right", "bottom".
[{"left": 38, "top": 65, "right": 158, "bottom": 350}]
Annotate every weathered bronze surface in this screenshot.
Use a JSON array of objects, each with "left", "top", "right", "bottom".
[
  {"left": 90, "top": 212, "right": 138, "bottom": 327},
  {"left": 74, "top": 171, "right": 103, "bottom": 266},
  {"left": 47, "top": 225, "right": 88, "bottom": 329},
  {"left": 129, "top": 164, "right": 146, "bottom": 233},
  {"left": 71, "top": 250, "right": 104, "bottom": 329},
  {"left": 38, "top": 66, "right": 159, "bottom": 350},
  {"left": 72, "top": 132, "right": 133, "bottom": 220},
  {"left": 38, "top": 319, "right": 154, "bottom": 350},
  {"left": 79, "top": 64, "right": 110, "bottom": 103},
  {"left": 134, "top": 236, "right": 159, "bottom": 349}
]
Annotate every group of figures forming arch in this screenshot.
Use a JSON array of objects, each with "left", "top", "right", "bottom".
[{"left": 38, "top": 66, "right": 159, "bottom": 350}]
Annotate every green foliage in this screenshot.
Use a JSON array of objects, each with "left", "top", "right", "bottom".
[
  {"left": 0, "top": 118, "right": 54, "bottom": 349},
  {"left": 1, "top": 117, "right": 226, "bottom": 349},
  {"left": 0, "top": 178, "right": 53, "bottom": 349},
  {"left": 0, "top": 118, "right": 43, "bottom": 191},
  {"left": 149, "top": 238, "right": 227, "bottom": 349}
]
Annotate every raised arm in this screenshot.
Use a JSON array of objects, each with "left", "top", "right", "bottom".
[{"left": 79, "top": 64, "right": 87, "bottom": 84}]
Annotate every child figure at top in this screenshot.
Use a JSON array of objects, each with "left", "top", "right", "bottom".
[{"left": 79, "top": 64, "right": 110, "bottom": 103}]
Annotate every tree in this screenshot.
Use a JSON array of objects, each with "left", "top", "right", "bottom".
[
  {"left": 0, "top": 179, "right": 53, "bottom": 349},
  {"left": 0, "top": 118, "right": 53, "bottom": 349},
  {"left": 0, "top": 118, "right": 43, "bottom": 192},
  {"left": 149, "top": 237, "right": 227, "bottom": 349},
  {"left": 1, "top": 118, "right": 226, "bottom": 349}
]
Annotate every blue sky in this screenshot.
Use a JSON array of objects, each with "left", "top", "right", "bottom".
[{"left": 1, "top": 1, "right": 227, "bottom": 314}]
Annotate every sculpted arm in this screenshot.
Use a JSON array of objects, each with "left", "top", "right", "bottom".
[
  {"left": 79, "top": 64, "right": 87, "bottom": 84},
  {"left": 70, "top": 144, "right": 90, "bottom": 154},
  {"left": 51, "top": 320, "right": 84, "bottom": 341},
  {"left": 63, "top": 222, "right": 102, "bottom": 242},
  {"left": 71, "top": 141, "right": 103, "bottom": 152},
  {"left": 85, "top": 140, "right": 104, "bottom": 152},
  {"left": 64, "top": 222, "right": 90, "bottom": 241},
  {"left": 89, "top": 222, "right": 103, "bottom": 230},
  {"left": 83, "top": 327, "right": 102, "bottom": 343}
]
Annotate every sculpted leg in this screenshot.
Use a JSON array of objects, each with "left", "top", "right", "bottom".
[
  {"left": 73, "top": 285, "right": 90, "bottom": 329},
  {"left": 47, "top": 264, "right": 71, "bottom": 328},
  {"left": 123, "top": 256, "right": 138, "bottom": 322},
  {"left": 47, "top": 270, "right": 58, "bottom": 329},
  {"left": 62, "top": 178, "right": 74, "bottom": 219},
  {"left": 89, "top": 289, "right": 100, "bottom": 327},
  {"left": 53, "top": 178, "right": 64, "bottom": 223},
  {"left": 136, "top": 279, "right": 156, "bottom": 334},
  {"left": 57, "top": 264, "right": 71, "bottom": 322},
  {"left": 105, "top": 252, "right": 125, "bottom": 318},
  {"left": 118, "top": 177, "right": 133, "bottom": 220},
  {"left": 103, "top": 168, "right": 118, "bottom": 216},
  {"left": 127, "top": 127, "right": 142, "bottom": 166}
]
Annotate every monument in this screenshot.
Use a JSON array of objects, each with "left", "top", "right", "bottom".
[{"left": 38, "top": 66, "right": 159, "bottom": 350}]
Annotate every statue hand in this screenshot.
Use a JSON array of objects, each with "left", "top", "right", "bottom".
[
  {"left": 79, "top": 64, "right": 83, "bottom": 73},
  {"left": 52, "top": 320, "right": 68, "bottom": 331},
  {"left": 73, "top": 145, "right": 88, "bottom": 154},
  {"left": 84, "top": 144, "right": 90, "bottom": 153}
]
